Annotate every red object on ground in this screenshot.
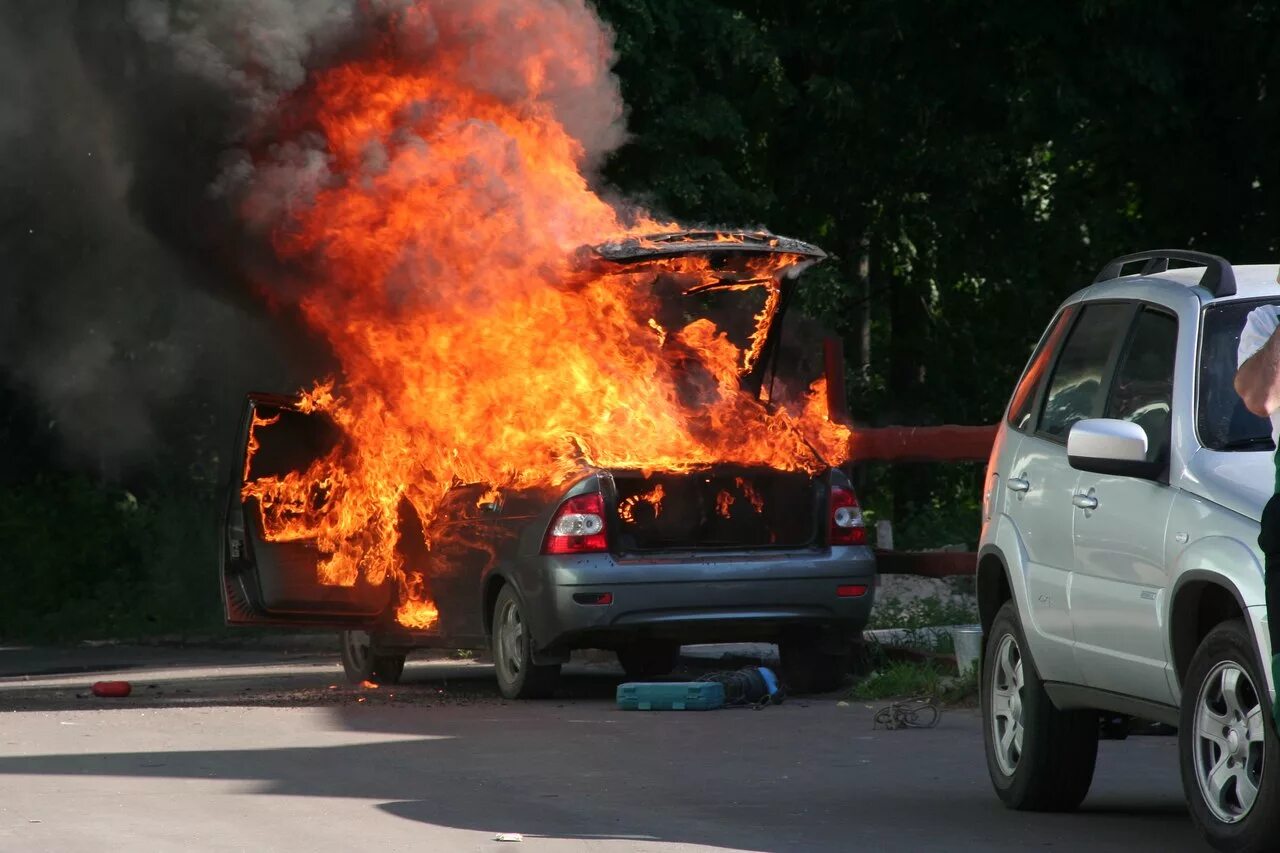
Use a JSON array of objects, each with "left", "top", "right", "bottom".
[
  {"left": 91, "top": 681, "right": 132, "bottom": 698},
  {"left": 848, "top": 425, "right": 998, "bottom": 463}
]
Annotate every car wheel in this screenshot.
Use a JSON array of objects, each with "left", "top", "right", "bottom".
[
  {"left": 339, "top": 630, "right": 406, "bottom": 685},
  {"left": 617, "top": 641, "right": 682, "bottom": 679},
  {"left": 1179, "top": 619, "right": 1280, "bottom": 852},
  {"left": 491, "top": 585, "right": 560, "bottom": 700},
  {"left": 779, "top": 636, "right": 850, "bottom": 694},
  {"left": 982, "top": 600, "right": 1097, "bottom": 811}
]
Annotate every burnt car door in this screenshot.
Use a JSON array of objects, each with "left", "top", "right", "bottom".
[
  {"left": 411, "top": 482, "right": 507, "bottom": 642},
  {"left": 220, "top": 394, "right": 392, "bottom": 627}
]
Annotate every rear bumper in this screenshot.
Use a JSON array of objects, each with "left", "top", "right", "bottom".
[{"left": 521, "top": 545, "right": 877, "bottom": 652}]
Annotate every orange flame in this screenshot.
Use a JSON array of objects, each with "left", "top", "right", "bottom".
[
  {"left": 618, "top": 483, "right": 665, "bottom": 524},
  {"left": 236, "top": 1, "right": 849, "bottom": 626},
  {"left": 243, "top": 411, "right": 280, "bottom": 483},
  {"left": 734, "top": 477, "right": 766, "bottom": 514}
]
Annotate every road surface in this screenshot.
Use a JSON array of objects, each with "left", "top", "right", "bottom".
[{"left": 0, "top": 643, "right": 1204, "bottom": 852}]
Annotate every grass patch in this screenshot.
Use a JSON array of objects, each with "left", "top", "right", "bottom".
[{"left": 848, "top": 659, "right": 979, "bottom": 705}]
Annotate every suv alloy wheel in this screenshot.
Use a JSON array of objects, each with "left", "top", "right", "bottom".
[
  {"left": 1180, "top": 620, "right": 1280, "bottom": 852},
  {"left": 982, "top": 601, "right": 1098, "bottom": 810}
]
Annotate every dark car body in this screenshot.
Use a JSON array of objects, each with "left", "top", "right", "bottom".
[{"left": 219, "top": 231, "right": 877, "bottom": 696}]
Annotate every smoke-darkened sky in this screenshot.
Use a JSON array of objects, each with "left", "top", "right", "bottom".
[{"left": 0, "top": 1, "right": 399, "bottom": 475}]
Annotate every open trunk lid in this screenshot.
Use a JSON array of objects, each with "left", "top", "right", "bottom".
[
  {"left": 584, "top": 230, "right": 827, "bottom": 395},
  {"left": 588, "top": 230, "right": 825, "bottom": 272}
]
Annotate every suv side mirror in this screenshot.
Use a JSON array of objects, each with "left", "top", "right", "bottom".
[{"left": 1067, "top": 418, "right": 1160, "bottom": 478}]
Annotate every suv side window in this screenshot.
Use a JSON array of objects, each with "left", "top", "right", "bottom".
[
  {"left": 1105, "top": 308, "right": 1177, "bottom": 465},
  {"left": 1037, "top": 303, "right": 1132, "bottom": 442},
  {"left": 1007, "top": 305, "right": 1078, "bottom": 432}
]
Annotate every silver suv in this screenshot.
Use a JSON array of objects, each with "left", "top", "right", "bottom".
[{"left": 979, "top": 250, "right": 1280, "bottom": 852}]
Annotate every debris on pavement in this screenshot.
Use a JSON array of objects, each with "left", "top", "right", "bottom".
[
  {"left": 872, "top": 696, "right": 940, "bottom": 730},
  {"left": 494, "top": 833, "right": 523, "bottom": 842}
]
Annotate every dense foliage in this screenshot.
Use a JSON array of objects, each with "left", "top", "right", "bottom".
[{"left": 5, "top": 0, "right": 1280, "bottom": 640}]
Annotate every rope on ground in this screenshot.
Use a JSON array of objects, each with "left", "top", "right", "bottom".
[{"left": 872, "top": 695, "right": 941, "bottom": 729}]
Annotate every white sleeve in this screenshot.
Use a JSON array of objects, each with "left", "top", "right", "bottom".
[{"left": 1238, "top": 306, "right": 1279, "bottom": 367}]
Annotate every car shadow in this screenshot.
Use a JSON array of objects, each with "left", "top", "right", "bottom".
[
  {"left": 0, "top": 648, "right": 1203, "bottom": 852},
  {"left": 0, "top": 708, "right": 1202, "bottom": 853}
]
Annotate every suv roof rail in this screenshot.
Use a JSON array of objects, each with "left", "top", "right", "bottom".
[{"left": 1093, "top": 249, "right": 1236, "bottom": 297}]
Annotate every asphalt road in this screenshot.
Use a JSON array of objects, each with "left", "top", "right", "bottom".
[{"left": 0, "top": 643, "right": 1205, "bottom": 853}]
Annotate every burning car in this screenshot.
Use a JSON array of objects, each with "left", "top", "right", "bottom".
[{"left": 219, "top": 231, "right": 876, "bottom": 698}]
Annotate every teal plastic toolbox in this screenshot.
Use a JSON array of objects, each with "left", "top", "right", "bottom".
[{"left": 616, "top": 681, "right": 725, "bottom": 711}]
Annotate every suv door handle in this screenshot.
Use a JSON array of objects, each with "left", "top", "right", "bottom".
[
  {"left": 1006, "top": 476, "right": 1030, "bottom": 492},
  {"left": 1072, "top": 493, "right": 1098, "bottom": 510}
]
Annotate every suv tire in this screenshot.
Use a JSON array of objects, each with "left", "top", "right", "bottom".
[
  {"left": 982, "top": 601, "right": 1098, "bottom": 810},
  {"left": 1179, "top": 619, "right": 1280, "bottom": 852},
  {"left": 617, "top": 641, "right": 682, "bottom": 679},
  {"left": 339, "top": 630, "right": 406, "bottom": 685},
  {"left": 491, "top": 585, "right": 560, "bottom": 700}
]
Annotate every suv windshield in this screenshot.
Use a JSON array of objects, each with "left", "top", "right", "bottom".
[{"left": 1199, "top": 299, "right": 1278, "bottom": 451}]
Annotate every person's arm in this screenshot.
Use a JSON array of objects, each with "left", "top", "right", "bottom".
[{"left": 1236, "top": 322, "right": 1280, "bottom": 417}]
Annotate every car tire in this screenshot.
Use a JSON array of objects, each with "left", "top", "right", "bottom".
[
  {"left": 491, "top": 585, "right": 560, "bottom": 700},
  {"left": 779, "top": 636, "right": 850, "bottom": 694},
  {"left": 1179, "top": 619, "right": 1280, "bottom": 852},
  {"left": 339, "top": 630, "right": 406, "bottom": 685},
  {"left": 982, "top": 600, "right": 1097, "bottom": 811},
  {"left": 617, "top": 641, "right": 682, "bottom": 679}
]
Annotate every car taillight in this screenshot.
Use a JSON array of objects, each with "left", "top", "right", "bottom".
[
  {"left": 543, "top": 492, "right": 609, "bottom": 555},
  {"left": 830, "top": 486, "right": 866, "bottom": 546}
]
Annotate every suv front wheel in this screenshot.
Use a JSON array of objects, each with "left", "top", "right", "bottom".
[
  {"left": 982, "top": 601, "right": 1098, "bottom": 810},
  {"left": 1180, "top": 620, "right": 1280, "bottom": 852}
]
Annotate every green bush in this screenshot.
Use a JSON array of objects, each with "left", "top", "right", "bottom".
[
  {"left": 867, "top": 593, "right": 978, "bottom": 632},
  {"left": 0, "top": 475, "right": 224, "bottom": 642}
]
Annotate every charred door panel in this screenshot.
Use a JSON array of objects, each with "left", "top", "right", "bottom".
[
  {"left": 420, "top": 484, "right": 538, "bottom": 640},
  {"left": 221, "top": 396, "right": 390, "bottom": 626}
]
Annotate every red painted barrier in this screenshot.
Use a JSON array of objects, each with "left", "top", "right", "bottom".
[
  {"left": 874, "top": 550, "right": 976, "bottom": 578},
  {"left": 851, "top": 424, "right": 993, "bottom": 580},
  {"left": 849, "top": 425, "right": 998, "bottom": 463}
]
